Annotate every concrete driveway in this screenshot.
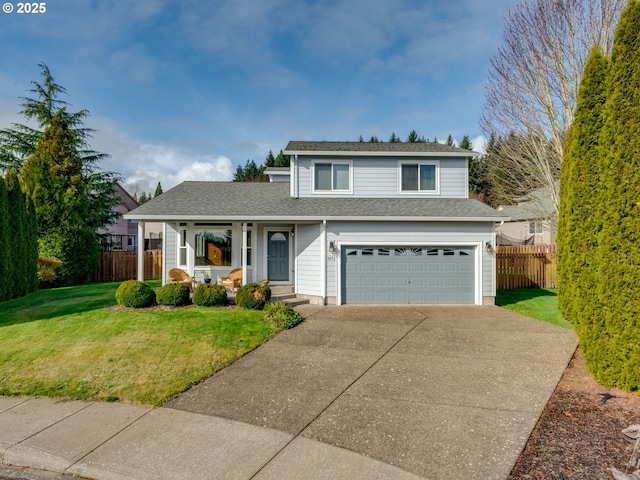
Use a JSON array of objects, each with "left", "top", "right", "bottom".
[
  {"left": 165, "top": 305, "right": 578, "bottom": 479},
  {"left": 1, "top": 305, "right": 577, "bottom": 480}
]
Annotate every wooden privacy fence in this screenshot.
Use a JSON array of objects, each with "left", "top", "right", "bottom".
[
  {"left": 92, "top": 251, "right": 162, "bottom": 282},
  {"left": 496, "top": 245, "right": 558, "bottom": 290}
]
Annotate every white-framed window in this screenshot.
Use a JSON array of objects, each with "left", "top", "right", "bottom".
[
  {"left": 529, "top": 221, "right": 543, "bottom": 235},
  {"left": 399, "top": 161, "right": 439, "bottom": 193},
  {"left": 178, "top": 224, "right": 187, "bottom": 268},
  {"left": 313, "top": 161, "right": 352, "bottom": 193},
  {"left": 194, "top": 223, "right": 233, "bottom": 267}
]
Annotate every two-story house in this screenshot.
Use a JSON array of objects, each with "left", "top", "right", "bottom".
[{"left": 125, "top": 141, "right": 508, "bottom": 305}]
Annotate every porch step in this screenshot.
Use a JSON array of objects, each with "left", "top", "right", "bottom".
[{"left": 271, "top": 291, "right": 310, "bottom": 307}]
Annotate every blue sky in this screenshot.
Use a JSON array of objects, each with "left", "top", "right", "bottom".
[{"left": 0, "top": 0, "right": 511, "bottom": 195}]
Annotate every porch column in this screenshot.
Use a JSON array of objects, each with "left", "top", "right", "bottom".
[
  {"left": 137, "top": 220, "right": 145, "bottom": 281},
  {"left": 321, "top": 220, "right": 327, "bottom": 304},
  {"left": 241, "top": 222, "right": 248, "bottom": 286}
]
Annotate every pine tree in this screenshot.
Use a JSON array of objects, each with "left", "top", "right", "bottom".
[
  {"left": 557, "top": 47, "right": 609, "bottom": 329},
  {"left": 446, "top": 134, "right": 455, "bottom": 146},
  {"left": 389, "top": 132, "right": 401, "bottom": 143},
  {"left": 264, "top": 150, "right": 276, "bottom": 167},
  {"left": 406, "top": 130, "right": 419, "bottom": 143},
  {"left": 369, "top": 136, "right": 379, "bottom": 143},
  {"left": 154, "top": 182, "right": 163, "bottom": 198},
  {"left": 273, "top": 150, "right": 290, "bottom": 167}
]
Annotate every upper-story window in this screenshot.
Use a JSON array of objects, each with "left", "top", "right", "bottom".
[
  {"left": 399, "top": 161, "right": 439, "bottom": 193},
  {"left": 313, "top": 161, "right": 352, "bottom": 193}
]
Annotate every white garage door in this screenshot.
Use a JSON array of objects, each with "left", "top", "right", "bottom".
[{"left": 342, "top": 246, "right": 475, "bottom": 304}]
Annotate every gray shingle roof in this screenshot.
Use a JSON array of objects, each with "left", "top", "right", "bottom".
[
  {"left": 284, "top": 141, "right": 478, "bottom": 156},
  {"left": 125, "top": 182, "right": 507, "bottom": 222}
]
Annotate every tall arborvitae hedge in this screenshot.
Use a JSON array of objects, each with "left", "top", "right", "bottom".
[
  {"left": 591, "top": 0, "right": 640, "bottom": 391},
  {"left": 557, "top": 47, "right": 609, "bottom": 330},
  {"left": 0, "top": 175, "right": 9, "bottom": 302},
  {"left": 560, "top": 0, "right": 640, "bottom": 391},
  {"left": 1, "top": 169, "right": 38, "bottom": 301}
]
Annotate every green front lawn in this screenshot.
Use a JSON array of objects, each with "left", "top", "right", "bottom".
[
  {"left": 496, "top": 288, "right": 573, "bottom": 330},
  {"left": 0, "top": 282, "right": 273, "bottom": 406}
]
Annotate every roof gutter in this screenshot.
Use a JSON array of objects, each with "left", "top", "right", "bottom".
[
  {"left": 123, "top": 214, "right": 510, "bottom": 222},
  {"left": 283, "top": 150, "right": 481, "bottom": 158}
]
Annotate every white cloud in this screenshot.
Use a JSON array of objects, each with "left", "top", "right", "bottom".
[
  {"left": 87, "top": 117, "right": 234, "bottom": 195},
  {"left": 471, "top": 135, "right": 488, "bottom": 155},
  {"left": 124, "top": 157, "right": 234, "bottom": 196}
]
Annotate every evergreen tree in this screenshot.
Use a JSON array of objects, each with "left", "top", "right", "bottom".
[
  {"left": 389, "top": 132, "right": 401, "bottom": 143},
  {"left": 233, "top": 159, "right": 267, "bottom": 182},
  {"left": 0, "top": 64, "right": 119, "bottom": 232},
  {"left": 264, "top": 150, "right": 276, "bottom": 167},
  {"left": 154, "top": 182, "right": 163, "bottom": 198},
  {"left": 406, "top": 130, "right": 419, "bottom": 143},
  {"left": 557, "top": 47, "right": 609, "bottom": 330},
  {"left": 587, "top": 0, "right": 640, "bottom": 391},
  {"left": 5, "top": 169, "right": 35, "bottom": 297},
  {"left": 0, "top": 175, "right": 9, "bottom": 301},
  {"left": 446, "top": 134, "right": 455, "bottom": 146},
  {"left": 369, "top": 136, "right": 379, "bottom": 143},
  {"left": 21, "top": 112, "right": 98, "bottom": 286},
  {"left": 358, "top": 135, "right": 364, "bottom": 142},
  {"left": 273, "top": 150, "right": 290, "bottom": 167}
]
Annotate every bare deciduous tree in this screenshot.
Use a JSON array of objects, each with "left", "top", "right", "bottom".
[{"left": 481, "top": 0, "right": 624, "bottom": 230}]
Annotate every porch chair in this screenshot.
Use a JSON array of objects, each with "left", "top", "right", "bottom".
[
  {"left": 219, "top": 268, "right": 242, "bottom": 292},
  {"left": 168, "top": 268, "right": 194, "bottom": 292}
]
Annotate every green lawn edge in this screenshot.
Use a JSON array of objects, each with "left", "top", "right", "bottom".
[
  {"left": 0, "top": 281, "right": 277, "bottom": 407},
  {"left": 496, "top": 288, "right": 574, "bottom": 330}
]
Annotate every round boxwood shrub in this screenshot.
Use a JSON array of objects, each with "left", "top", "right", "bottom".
[
  {"left": 115, "top": 280, "right": 156, "bottom": 308},
  {"left": 156, "top": 283, "right": 190, "bottom": 307},
  {"left": 235, "top": 282, "right": 271, "bottom": 310},
  {"left": 192, "top": 283, "right": 227, "bottom": 307}
]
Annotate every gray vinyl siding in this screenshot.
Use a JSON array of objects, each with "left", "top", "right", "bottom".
[
  {"left": 296, "top": 223, "right": 323, "bottom": 296},
  {"left": 295, "top": 156, "right": 467, "bottom": 198},
  {"left": 325, "top": 221, "right": 495, "bottom": 303},
  {"left": 164, "top": 222, "right": 177, "bottom": 284}
]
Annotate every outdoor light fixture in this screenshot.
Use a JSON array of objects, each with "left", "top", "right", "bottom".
[
  {"left": 329, "top": 241, "right": 335, "bottom": 252},
  {"left": 290, "top": 228, "right": 295, "bottom": 237},
  {"left": 485, "top": 241, "right": 494, "bottom": 254}
]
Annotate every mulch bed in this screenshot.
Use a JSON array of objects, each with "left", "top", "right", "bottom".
[{"left": 509, "top": 348, "right": 640, "bottom": 479}]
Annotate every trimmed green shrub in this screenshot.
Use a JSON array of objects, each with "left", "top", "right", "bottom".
[
  {"left": 156, "top": 283, "right": 190, "bottom": 307},
  {"left": 192, "top": 283, "right": 227, "bottom": 307},
  {"left": 263, "top": 301, "right": 304, "bottom": 330},
  {"left": 115, "top": 280, "right": 156, "bottom": 308},
  {"left": 235, "top": 282, "right": 271, "bottom": 310}
]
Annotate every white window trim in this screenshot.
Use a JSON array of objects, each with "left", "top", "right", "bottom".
[
  {"left": 529, "top": 221, "right": 543, "bottom": 235},
  {"left": 311, "top": 160, "right": 353, "bottom": 194},
  {"left": 398, "top": 160, "right": 440, "bottom": 195}
]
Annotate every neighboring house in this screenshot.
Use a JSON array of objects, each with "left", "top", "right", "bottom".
[
  {"left": 496, "top": 187, "right": 557, "bottom": 246},
  {"left": 125, "top": 141, "right": 508, "bottom": 305},
  {"left": 97, "top": 183, "right": 164, "bottom": 251},
  {"left": 97, "top": 183, "right": 139, "bottom": 251}
]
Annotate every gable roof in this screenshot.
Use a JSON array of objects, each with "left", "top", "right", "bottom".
[
  {"left": 284, "top": 141, "right": 480, "bottom": 157},
  {"left": 125, "top": 181, "right": 507, "bottom": 222}
]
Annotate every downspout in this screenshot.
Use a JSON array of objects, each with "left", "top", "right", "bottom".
[
  {"left": 321, "top": 220, "right": 327, "bottom": 305},
  {"left": 137, "top": 220, "right": 145, "bottom": 282}
]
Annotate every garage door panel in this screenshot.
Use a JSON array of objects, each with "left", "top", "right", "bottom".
[{"left": 342, "top": 245, "right": 475, "bottom": 304}]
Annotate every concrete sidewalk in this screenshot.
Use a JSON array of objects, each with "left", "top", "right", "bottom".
[{"left": 0, "top": 305, "right": 577, "bottom": 480}]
